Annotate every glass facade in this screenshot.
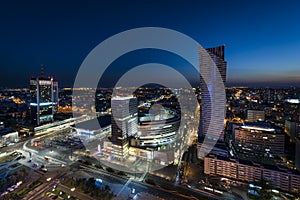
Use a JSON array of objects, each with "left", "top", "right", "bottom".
[{"left": 30, "top": 77, "right": 58, "bottom": 125}]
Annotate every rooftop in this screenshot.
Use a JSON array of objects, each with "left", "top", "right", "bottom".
[
  {"left": 75, "top": 115, "right": 111, "bottom": 131},
  {"left": 0, "top": 128, "right": 17, "bottom": 136},
  {"left": 240, "top": 122, "right": 277, "bottom": 132}
]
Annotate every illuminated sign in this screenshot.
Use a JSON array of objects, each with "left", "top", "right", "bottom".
[
  {"left": 39, "top": 80, "right": 52, "bottom": 85},
  {"left": 286, "top": 99, "right": 300, "bottom": 104},
  {"left": 30, "top": 102, "right": 53, "bottom": 106},
  {"left": 241, "top": 126, "right": 275, "bottom": 132}
]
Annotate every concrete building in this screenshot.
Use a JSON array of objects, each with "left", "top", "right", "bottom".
[
  {"left": 295, "top": 137, "right": 300, "bottom": 171},
  {"left": 285, "top": 120, "right": 300, "bottom": 142},
  {"left": 204, "top": 153, "right": 300, "bottom": 193},
  {"left": 234, "top": 122, "right": 285, "bottom": 156},
  {"left": 0, "top": 128, "right": 19, "bottom": 147},
  {"left": 284, "top": 99, "right": 300, "bottom": 121},
  {"left": 247, "top": 109, "right": 265, "bottom": 122}
]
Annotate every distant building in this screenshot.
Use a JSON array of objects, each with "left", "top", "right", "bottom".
[
  {"left": 199, "top": 45, "right": 227, "bottom": 141},
  {"left": 111, "top": 96, "right": 138, "bottom": 159},
  {"left": 0, "top": 128, "right": 19, "bottom": 147},
  {"left": 247, "top": 109, "right": 265, "bottom": 122},
  {"left": 30, "top": 67, "right": 58, "bottom": 125},
  {"left": 285, "top": 120, "right": 300, "bottom": 142},
  {"left": 234, "top": 122, "right": 285, "bottom": 156},
  {"left": 284, "top": 99, "right": 300, "bottom": 121}
]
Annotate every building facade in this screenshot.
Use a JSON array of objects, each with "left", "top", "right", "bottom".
[
  {"left": 204, "top": 154, "right": 300, "bottom": 193},
  {"left": 133, "top": 108, "right": 180, "bottom": 148},
  {"left": 234, "top": 123, "right": 285, "bottom": 156},
  {"left": 30, "top": 70, "right": 58, "bottom": 125},
  {"left": 199, "top": 45, "right": 227, "bottom": 141},
  {"left": 0, "top": 128, "right": 19, "bottom": 147},
  {"left": 111, "top": 96, "right": 138, "bottom": 159},
  {"left": 285, "top": 120, "right": 300, "bottom": 142},
  {"left": 247, "top": 109, "right": 265, "bottom": 122}
]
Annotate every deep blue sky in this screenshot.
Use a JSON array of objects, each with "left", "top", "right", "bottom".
[{"left": 0, "top": 0, "right": 300, "bottom": 88}]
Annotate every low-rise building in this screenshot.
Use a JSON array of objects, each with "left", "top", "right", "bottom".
[
  {"left": 0, "top": 128, "right": 19, "bottom": 147},
  {"left": 247, "top": 109, "right": 265, "bottom": 122},
  {"left": 204, "top": 153, "right": 300, "bottom": 193}
]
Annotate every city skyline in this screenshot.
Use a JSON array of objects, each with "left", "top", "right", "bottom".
[
  {"left": 0, "top": 0, "right": 300, "bottom": 88},
  {"left": 1, "top": 1, "right": 300, "bottom": 199}
]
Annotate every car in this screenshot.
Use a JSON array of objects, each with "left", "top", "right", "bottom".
[
  {"left": 28, "top": 158, "right": 32, "bottom": 162},
  {"left": 41, "top": 168, "right": 48, "bottom": 172}
]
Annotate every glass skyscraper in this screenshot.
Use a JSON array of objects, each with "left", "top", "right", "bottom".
[
  {"left": 199, "top": 45, "right": 227, "bottom": 141},
  {"left": 30, "top": 69, "right": 58, "bottom": 125},
  {"left": 111, "top": 96, "right": 138, "bottom": 159}
]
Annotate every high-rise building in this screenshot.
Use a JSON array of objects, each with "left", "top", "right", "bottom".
[
  {"left": 284, "top": 99, "right": 300, "bottom": 121},
  {"left": 285, "top": 120, "right": 300, "bottom": 142},
  {"left": 52, "top": 81, "right": 59, "bottom": 113},
  {"left": 111, "top": 96, "right": 138, "bottom": 159},
  {"left": 30, "top": 68, "right": 58, "bottom": 125},
  {"left": 295, "top": 137, "right": 300, "bottom": 171},
  {"left": 199, "top": 45, "right": 227, "bottom": 141},
  {"left": 0, "top": 128, "right": 19, "bottom": 147},
  {"left": 247, "top": 109, "right": 265, "bottom": 122}
]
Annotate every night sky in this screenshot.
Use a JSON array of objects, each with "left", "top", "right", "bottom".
[{"left": 0, "top": 0, "right": 300, "bottom": 88}]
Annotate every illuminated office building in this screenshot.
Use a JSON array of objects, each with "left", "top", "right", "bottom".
[
  {"left": 234, "top": 122, "right": 285, "bottom": 156},
  {"left": 111, "top": 96, "right": 138, "bottom": 159},
  {"left": 247, "top": 109, "right": 265, "bottom": 122},
  {"left": 204, "top": 153, "right": 300, "bottom": 193},
  {"left": 199, "top": 45, "right": 227, "bottom": 141},
  {"left": 133, "top": 108, "right": 180, "bottom": 148},
  {"left": 0, "top": 128, "right": 19, "bottom": 147},
  {"left": 30, "top": 68, "right": 58, "bottom": 125},
  {"left": 285, "top": 120, "right": 300, "bottom": 142},
  {"left": 52, "top": 81, "right": 59, "bottom": 112}
]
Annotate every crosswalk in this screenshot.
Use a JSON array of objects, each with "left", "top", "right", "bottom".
[{"left": 117, "top": 177, "right": 133, "bottom": 196}]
